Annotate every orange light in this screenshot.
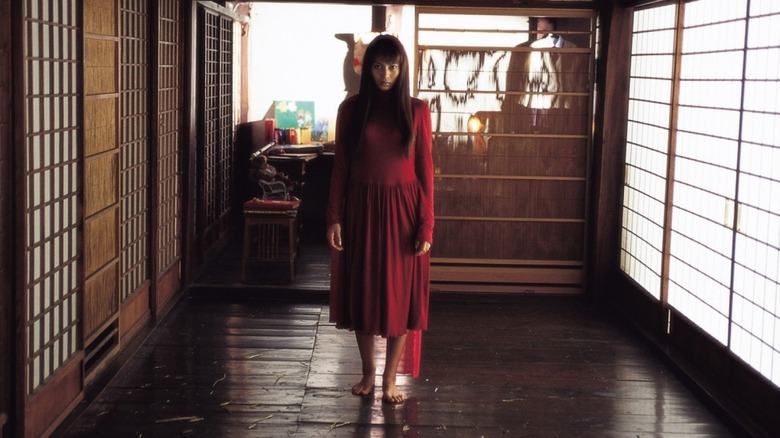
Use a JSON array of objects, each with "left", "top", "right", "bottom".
[{"left": 467, "top": 114, "right": 483, "bottom": 133}]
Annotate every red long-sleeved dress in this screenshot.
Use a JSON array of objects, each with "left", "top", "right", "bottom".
[{"left": 327, "top": 95, "right": 434, "bottom": 339}]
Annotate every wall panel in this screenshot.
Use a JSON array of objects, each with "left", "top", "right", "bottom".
[
  {"left": 83, "top": 0, "right": 120, "bottom": 380},
  {"left": 83, "top": 262, "right": 119, "bottom": 337},
  {"left": 84, "top": 98, "right": 117, "bottom": 156},
  {"left": 84, "top": 39, "right": 117, "bottom": 95},
  {"left": 84, "top": 153, "right": 118, "bottom": 217}
]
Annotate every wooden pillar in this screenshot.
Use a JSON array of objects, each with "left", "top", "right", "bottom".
[
  {"left": 0, "top": 0, "right": 12, "bottom": 435},
  {"left": 588, "top": 0, "right": 634, "bottom": 301},
  {"left": 371, "top": 5, "right": 386, "bottom": 32}
]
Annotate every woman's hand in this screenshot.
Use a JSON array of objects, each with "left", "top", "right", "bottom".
[
  {"left": 415, "top": 240, "right": 431, "bottom": 257},
  {"left": 327, "top": 223, "right": 344, "bottom": 251}
]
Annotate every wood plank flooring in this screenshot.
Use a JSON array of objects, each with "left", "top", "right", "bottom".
[
  {"left": 57, "top": 290, "right": 741, "bottom": 437},
  {"left": 55, "top": 239, "right": 744, "bottom": 436}
]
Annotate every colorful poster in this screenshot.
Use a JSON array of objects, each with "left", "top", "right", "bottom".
[{"left": 274, "top": 101, "right": 314, "bottom": 130}]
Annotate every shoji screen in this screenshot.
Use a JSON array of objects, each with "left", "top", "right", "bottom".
[
  {"left": 120, "top": 0, "right": 150, "bottom": 303},
  {"left": 22, "top": 0, "right": 80, "bottom": 394},
  {"left": 621, "top": 0, "right": 780, "bottom": 387},
  {"left": 156, "top": 0, "right": 183, "bottom": 307},
  {"left": 620, "top": 5, "right": 676, "bottom": 299},
  {"left": 202, "top": 10, "right": 219, "bottom": 227},
  {"left": 219, "top": 18, "right": 233, "bottom": 216},
  {"left": 198, "top": 7, "right": 233, "bottom": 252},
  {"left": 730, "top": 0, "right": 780, "bottom": 384},
  {"left": 667, "top": 0, "right": 744, "bottom": 345}
]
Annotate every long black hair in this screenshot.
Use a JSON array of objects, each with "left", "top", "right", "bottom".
[{"left": 346, "top": 34, "right": 414, "bottom": 157}]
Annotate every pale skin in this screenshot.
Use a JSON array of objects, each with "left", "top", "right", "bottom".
[
  {"left": 536, "top": 17, "right": 556, "bottom": 34},
  {"left": 326, "top": 55, "right": 431, "bottom": 404},
  {"left": 327, "top": 223, "right": 429, "bottom": 404}
]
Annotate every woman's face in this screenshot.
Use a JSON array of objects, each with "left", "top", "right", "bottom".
[{"left": 371, "top": 55, "right": 400, "bottom": 91}]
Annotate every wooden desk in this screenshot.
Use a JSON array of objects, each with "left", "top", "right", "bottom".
[
  {"left": 269, "top": 152, "right": 332, "bottom": 243},
  {"left": 241, "top": 200, "right": 300, "bottom": 282},
  {"left": 267, "top": 153, "right": 318, "bottom": 184}
]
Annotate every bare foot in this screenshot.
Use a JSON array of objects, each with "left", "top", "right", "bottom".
[
  {"left": 382, "top": 380, "right": 404, "bottom": 404},
  {"left": 351, "top": 374, "right": 375, "bottom": 397}
]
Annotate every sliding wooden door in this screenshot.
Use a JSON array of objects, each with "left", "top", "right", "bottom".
[
  {"left": 153, "top": 0, "right": 183, "bottom": 312},
  {"left": 195, "top": 4, "right": 235, "bottom": 261},
  {"left": 416, "top": 7, "right": 596, "bottom": 293},
  {"left": 19, "top": 1, "right": 83, "bottom": 435},
  {"left": 118, "top": 0, "right": 152, "bottom": 339}
]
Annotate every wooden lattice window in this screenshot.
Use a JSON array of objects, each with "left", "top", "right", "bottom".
[
  {"left": 22, "top": 0, "right": 80, "bottom": 394},
  {"left": 416, "top": 7, "right": 595, "bottom": 293},
  {"left": 199, "top": 8, "right": 234, "bottom": 237},
  {"left": 120, "top": 0, "right": 150, "bottom": 301},
  {"left": 157, "top": 0, "right": 182, "bottom": 274},
  {"left": 202, "top": 10, "right": 219, "bottom": 225},
  {"left": 218, "top": 17, "right": 233, "bottom": 216}
]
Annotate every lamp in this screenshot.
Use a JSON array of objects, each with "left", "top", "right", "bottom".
[{"left": 467, "top": 114, "right": 484, "bottom": 133}]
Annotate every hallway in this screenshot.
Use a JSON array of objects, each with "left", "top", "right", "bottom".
[{"left": 56, "top": 291, "right": 738, "bottom": 437}]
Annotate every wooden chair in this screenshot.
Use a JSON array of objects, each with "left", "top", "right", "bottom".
[{"left": 241, "top": 198, "right": 301, "bottom": 282}]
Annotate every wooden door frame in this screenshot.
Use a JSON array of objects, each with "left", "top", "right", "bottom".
[
  {"left": 0, "top": 0, "right": 13, "bottom": 435},
  {"left": 182, "top": 0, "right": 198, "bottom": 285}
]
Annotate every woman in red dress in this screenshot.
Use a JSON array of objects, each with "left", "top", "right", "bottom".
[{"left": 326, "top": 34, "right": 434, "bottom": 404}]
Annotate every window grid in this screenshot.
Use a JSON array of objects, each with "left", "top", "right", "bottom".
[
  {"left": 23, "top": 0, "right": 80, "bottom": 395},
  {"left": 119, "top": 0, "right": 150, "bottom": 302},
  {"left": 199, "top": 10, "right": 234, "bottom": 233},
  {"left": 667, "top": 0, "right": 744, "bottom": 347},
  {"left": 157, "top": 0, "right": 182, "bottom": 273},
  {"left": 620, "top": 4, "right": 676, "bottom": 298},
  {"left": 218, "top": 16, "right": 233, "bottom": 216},
  {"left": 202, "top": 11, "right": 219, "bottom": 225},
  {"left": 730, "top": 1, "right": 780, "bottom": 385},
  {"left": 622, "top": 0, "right": 780, "bottom": 387}
]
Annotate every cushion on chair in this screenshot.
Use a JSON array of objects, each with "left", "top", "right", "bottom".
[{"left": 243, "top": 197, "right": 300, "bottom": 212}]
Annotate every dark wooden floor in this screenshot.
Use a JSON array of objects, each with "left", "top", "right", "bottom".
[{"left": 56, "top": 242, "right": 743, "bottom": 437}]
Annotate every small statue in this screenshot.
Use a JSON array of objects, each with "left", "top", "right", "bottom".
[{"left": 250, "top": 154, "right": 295, "bottom": 188}]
